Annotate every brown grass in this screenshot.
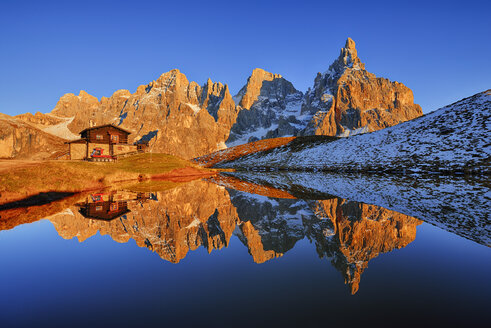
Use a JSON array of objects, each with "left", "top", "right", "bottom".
[
  {"left": 0, "top": 153, "right": 215, "bottom": 205},
  {"left": 193, "top": 137, "right": 296, "bottom": 168}
]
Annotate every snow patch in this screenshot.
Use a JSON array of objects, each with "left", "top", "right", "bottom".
[
  {"left": 42, "top": 115, "right": 79, "bottom": 140},
  {"left": 185, "top": 103, "right": 201, "bottom": 114}
]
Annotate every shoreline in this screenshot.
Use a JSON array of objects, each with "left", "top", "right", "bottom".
[{"left": 0, "top": 154, "right": 219, "bottom": 206}]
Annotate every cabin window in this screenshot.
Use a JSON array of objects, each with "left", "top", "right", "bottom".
[
  {"left": 95, "top": 206, "right": 102, "bottom": 211},
  {"left": 111, "top": 135, "right": 119, "bottom": 143},
  {"left": 96, "top": 134, "right": 103, "bottom": 140},
  {"left": 110, "top": 203, "right": 118, "bottom": 211}
]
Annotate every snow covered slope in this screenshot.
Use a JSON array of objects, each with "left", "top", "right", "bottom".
[{"left": 216, "top": 90, "right": 491, "bottom": 175}]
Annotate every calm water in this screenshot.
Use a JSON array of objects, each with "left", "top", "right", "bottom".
[{"left": 0, "top": 173, "right": 489, "bottom": 327}]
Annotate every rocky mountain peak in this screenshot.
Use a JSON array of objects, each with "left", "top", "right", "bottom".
[
  {"left": 328, "top": 37, "right": 365, "bottom": 75},
  {"left": 301, "top": 37, "right": 421, "bottom": 136},
  {"left": 235, "top": 68, "right": 284, "bottom": 109},
  {"left": 227, "top": 68, "right": 304, "bottom": 146},
  {"left": 250, "top": 67, "right": 282, "bottom": 81}
]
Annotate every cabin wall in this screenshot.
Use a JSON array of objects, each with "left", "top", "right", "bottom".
[
  {"left": 70, "top": 143, "right": 86, "bottom": 160},
  {"left": 86, "top": 127, "right": 129, "bottom": 144},
  {"left": 79, "top": 201, "right": 129, "bottom": 220},
  {"left": 88, "top": 143, "right": 110, "bottom": 157},
  {"left": 113, "top": 144, "right": 137, "bottom": 155}
]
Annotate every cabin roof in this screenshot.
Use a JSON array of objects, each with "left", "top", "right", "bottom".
[{"left": 79, "top": 124, "right": 132, "bottom": 135}]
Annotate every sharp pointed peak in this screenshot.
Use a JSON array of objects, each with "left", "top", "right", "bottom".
[
  {"left": 325, "top": 37, "right": 365, "bottom": 75},
  {"left": 345, "top": 37, "right": 356, "bottom": 50}
]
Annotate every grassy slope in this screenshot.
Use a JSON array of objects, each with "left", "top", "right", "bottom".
[
  {"left": 193, "top": 136, "right": 335, "bottom": 167},
  {"left": 195, "top": 136, "right": 339, "bottom": 168},
  {"left": 0, "top": 153, "right": 210, "bottom": 204}
]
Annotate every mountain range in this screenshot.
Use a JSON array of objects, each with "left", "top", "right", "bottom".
[{"left": 0, "top": 38, "right": 422, "bottom": 159}]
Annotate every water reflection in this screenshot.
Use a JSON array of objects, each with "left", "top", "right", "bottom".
[
  {"left": 2, "top": 172, "right": 488, "bottom": 294},
  {"left": 75, "top": 191, "right": 149, "bottom": 221},
  {"left": 21, "top": 178, "right": 421, "bottom": 294}
]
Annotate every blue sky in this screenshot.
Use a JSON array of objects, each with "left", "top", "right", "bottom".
[{"left": 1, "top": 0, "right": 490, "bottom": 116}]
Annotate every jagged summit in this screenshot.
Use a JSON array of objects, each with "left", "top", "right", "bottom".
[
  {"left": 327, "top": 37, "right": 365, "bottom": 75},
  {"left": 234, "top": 68, "right": 283, "bottom": 109},
  {"left": 227, "top": 68, "right": 304, "bottom": 146},
  {"left": 302, "top": 37, "right": 421, "bottom": 136}
]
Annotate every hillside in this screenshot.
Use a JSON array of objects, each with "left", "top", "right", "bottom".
[{"left": 212, "top": 90, "right": 491, "bottom": 175}]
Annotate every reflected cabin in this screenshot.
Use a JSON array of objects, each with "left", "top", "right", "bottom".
[{"left": 67, "top": 124, "right": 140, "bottom": 161}]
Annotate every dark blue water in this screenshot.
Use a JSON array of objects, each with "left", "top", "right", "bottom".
[{"left": 0, "top": 176, "right": 489, "bottom": 328}]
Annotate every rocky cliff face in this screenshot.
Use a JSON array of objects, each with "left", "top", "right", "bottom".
[
  {"left": 122, "top": 70, "right": 238, "bottom": 158},
  {"left": 302, "top": 38, "right": 422, "bottom": 136},
  {"left": 0, "top": 114, "right": 68, "bottom": 159},
  {"left": 6, "top": 38, "right": 422, "bottom": 159},
  {"left": 45, "top": 70, "right": 239, "bottom": 159}
]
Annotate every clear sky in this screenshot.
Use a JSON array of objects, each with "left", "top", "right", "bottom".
[{"left": 1, "top": 0, "right": 490, "bottom": 116}]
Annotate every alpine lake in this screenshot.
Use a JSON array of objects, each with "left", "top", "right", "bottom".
[{"left": 1, "top": 172, "right": 489, "bottom": 327}]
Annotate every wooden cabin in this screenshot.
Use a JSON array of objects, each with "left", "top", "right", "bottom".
[
  {"left": 78, "top": 200, "right": 130, "bottom": 221},
  {"left": 67, "top": 124, "right": 139, "bottom": 161},
  {"left": 75, "top": 191, "right": 151, "bottom": 221}
]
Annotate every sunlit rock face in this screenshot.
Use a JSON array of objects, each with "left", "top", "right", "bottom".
[
  {"left": 0, "top": 113, "right": 68, "bottom": 159},
  {"left": 302, "top": 38, "right": 422, "bottom": 136},
  {"left": 45, "top": 70, "right": 239, "bottom": 159},
  {"left": 117, "top": 70, "right": 239, "bottom": 159}
]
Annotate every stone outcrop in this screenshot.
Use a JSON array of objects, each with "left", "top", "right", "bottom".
[
  {"left": 302, "top": 38, "right": 422, "bottom": 136},
  {"left": 234, "top": 68, "right": 284, "bottom": 109},
  {"left": 123, "top": 70, "right": 238, "bottom": 158}
]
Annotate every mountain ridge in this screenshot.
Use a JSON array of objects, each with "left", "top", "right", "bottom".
[{"left": 2, "top": 38, "right": 423, "bottom": 159}]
